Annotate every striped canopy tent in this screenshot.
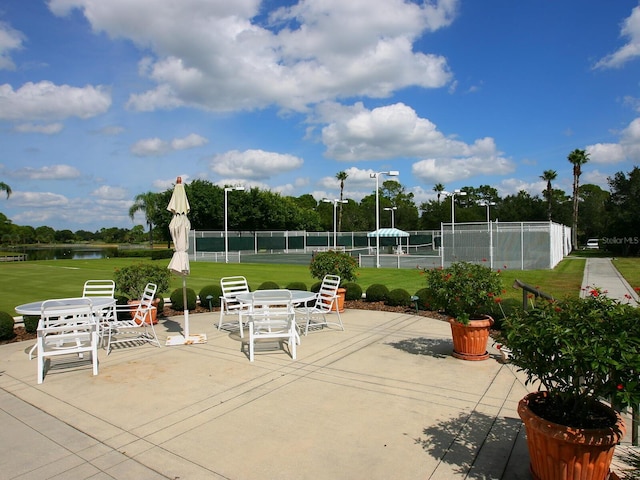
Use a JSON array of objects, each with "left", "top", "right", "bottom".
[{"left": 367, "top": 228, "right": 410, "bottom": 254}]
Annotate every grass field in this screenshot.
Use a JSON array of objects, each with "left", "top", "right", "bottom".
[{"left": 1, "top": 255, "right": 636, "bottom": 316}]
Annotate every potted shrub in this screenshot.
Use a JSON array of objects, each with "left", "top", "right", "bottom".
[
  {"left": 113, "top": 263, "right": 172, "bottom": 324},
  {"left": 309, "top": 250, "right": 358, "bottom": 312},
  {"left": 499, "top": 288, "right": 640, "bottom": 480},
  {"left": 423, "top": 261, "right": 503, "bottom": 360}
]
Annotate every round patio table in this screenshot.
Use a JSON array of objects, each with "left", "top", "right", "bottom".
[{"left": 15, "top": 297, "right": 116, "bottom": 316}]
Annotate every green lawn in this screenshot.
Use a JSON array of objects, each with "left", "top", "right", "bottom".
[{"left": 1, "top": 256, "right": 636, "bottom": 316}]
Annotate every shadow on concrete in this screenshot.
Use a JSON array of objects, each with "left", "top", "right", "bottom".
[
  {"left": 387, "top": 337, "right": 451, "bottom": 358},
  {"left": 414, "top": 410, "right": 524, "bottom": 479}
]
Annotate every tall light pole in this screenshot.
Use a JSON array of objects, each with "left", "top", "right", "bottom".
[
  {"left": 446, "top": 189, "right": 467, "bottom": 233},
  {"left": 478, "top": 200, "right": 496, "bottom": 269},
  {"left": 477, "top": 200, "right": 496, "bottom": 226},
  {"left": 224, "top": 186, "right": 244, "bottom": 263},
  {"left": 323, "top": 198, "right": 348, "bottom": 249},
  {"left": 370, "top": 170, "right": 399, "bottom": 268},
  {"left": 384, "top": 206, "right": 397, "bottom": 228}
]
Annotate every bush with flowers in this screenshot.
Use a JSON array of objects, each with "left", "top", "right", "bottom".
[
  {"left": 499, "top": 287, "right": 640, "bottom": 429},
  {"left": 422, "top": 261, "right": 503, "bottom": 324},
  {"left": 113, "top": 262, "right": 172, "bottom": 300},
  {"left": 309, "top": 250, "right": 358, "bottom": 283}
]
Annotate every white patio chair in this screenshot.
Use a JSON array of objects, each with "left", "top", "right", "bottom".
[
  {"left": 218, "top": 276, "right": 251, "bottom": 337},
  {"left": 107, "top": 283, "right": 160, "bottom": 354},
  {"left": 245, "top": 290, "right": 296, "bottom": 362},
  {"left": 35, "top": 297, "right": 99, "bottom": 384},
  {"left": 82, "top": 279, "right": 116, "bottom": 346},
  {"left": 296, "top": 274, "right": 344, "bottom": 335}
]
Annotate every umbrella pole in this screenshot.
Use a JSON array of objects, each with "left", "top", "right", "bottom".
[{"left": 182, "top": 277, "right": 189, "bottom": 338}]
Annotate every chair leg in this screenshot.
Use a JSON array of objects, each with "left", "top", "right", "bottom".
[
  {"left": 91, "top": 331, "right": 99, "bottom": 376},
  {"left": 217, "top": 308, "right": 224, "bottom": 331}
]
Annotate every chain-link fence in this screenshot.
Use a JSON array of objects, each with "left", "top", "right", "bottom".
[
  {"left": 439, "top": 221, "right": 571, "bottom": 270},
  {"left": 189, "top": 223, "right": 570, "bottom": 270}
]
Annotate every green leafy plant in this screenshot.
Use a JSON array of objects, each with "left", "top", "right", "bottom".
[
  {"left": 257, "top": 281, "right": 279, "bottom": 290},
  {"left": 499, "top": 287, "right": 640, "bottom": 428},
  {"left": 113, "top": 263, "right": 172, "bottom": 300},
  {"left": 309, "top": 251, "right": 358, "bottom": 283},
  {"left": 422, "top": 261, "right": 503, "bottom": 324}
]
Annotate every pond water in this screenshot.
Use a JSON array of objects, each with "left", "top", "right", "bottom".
[{"left": 21, "top": 247, "right": 119, "bottom": 261}]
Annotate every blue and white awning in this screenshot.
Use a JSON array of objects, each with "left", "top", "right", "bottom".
[{"left": 367, "top": 228, "right": 410, "bottom": 237}]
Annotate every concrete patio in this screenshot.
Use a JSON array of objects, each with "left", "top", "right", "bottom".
[{"left": 0, "top": 307, "right": 635, "bottom": 479}]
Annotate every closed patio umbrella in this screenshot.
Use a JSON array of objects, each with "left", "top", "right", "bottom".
[{"left": 166, "top": 177, "right": 205, "bottom": 345}]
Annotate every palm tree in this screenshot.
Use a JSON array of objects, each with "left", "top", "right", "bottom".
[
  {"left": 129, "top": 191, "right": 160, "bottom": 248},
  {"left": 567, "top": 149, "right": 590, "bottom": 249},
  {"left": 540, "top": 170, "right": 557, "bottom": 220},
  {"left": 433, "top": 183, "right": 445, "bottom": 203},
  {"left": 335, "top": 171, "right": 348, "bottom": 232},
  {"left": 0, "top": 182, "right": 12, "bottom": 199}
]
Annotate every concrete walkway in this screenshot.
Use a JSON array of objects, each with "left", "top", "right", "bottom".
[
  {"left": 580, "top": 257, "right": 639, "bottom": 305},
  {"left": 0, "top": 258, "right": 636, "bottom": 479}
]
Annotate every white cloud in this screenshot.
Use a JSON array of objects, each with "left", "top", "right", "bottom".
[
  {"left": 91, "top": 185, "right": 128, "bottom": 200},
  {"left": 50, "top": 0, "right": 456, "bottom": 113},
  {"left": 586, "top": 143, "right": 626, "bottom": 164},
  {"left": 594, "top": 5, "right": 640, "bottom": 69},
  {"left": 171, "top": 133, "right": 208, "bottom": 150},
  {"left": 0, "top": 81, "right": 111, "bottom": 121},
  {"left": 14, "top": 122, "right": 64, "bottom": 134},
  {"left": 586, "top": 116, "right": 640, "bottom": 164},
  {"left": 0, "top": 21, "right": 24, "bottom": 70},
  {"left": 10, "top": 191, "right": 70, "bottom": 207},
  {"left": 131, "top": 133, "right": 207, "bottom": 156},
  {"left": 210, "top": 149, "right": 304, "bottom": 180},
  {"left": 131, "top": 137, "right": 171, "bottom": 156},
  {"left": 319, "top": 102, "right": 507, "bottom": 161},
  {"left": 411, "top": 155, "right": 514, "bottom": 184},
  {"left": 315, "top": 101, "right": 514, "bottom": 183},
  {"left": 11, "top": 164, "right": 81, "bottom": 180}
]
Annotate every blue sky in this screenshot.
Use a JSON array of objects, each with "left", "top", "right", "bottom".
[{"left": 1, "top": 0, "right": 639, "bottom": 231}]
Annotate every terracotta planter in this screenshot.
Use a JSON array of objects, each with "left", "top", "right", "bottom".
[
  {"left": 448, "top": 315, "right": 494, "bottom": 361},
  {"left": 518, "top": 391, "right": 625, "bottom": 480},
  {"left": 128, "top": 300, "right": 158, "bottom": 325},
  {"left": 332, "top": 287, "right": 346, "bottom": 313}
]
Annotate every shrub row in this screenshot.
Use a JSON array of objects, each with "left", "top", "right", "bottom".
[{"left": 162, "top": 281, "right": 431, "bottom": 313}]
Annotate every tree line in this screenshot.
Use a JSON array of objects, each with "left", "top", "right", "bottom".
[{"left": 1, "top": 163, "right": 639, "bottom": 255}]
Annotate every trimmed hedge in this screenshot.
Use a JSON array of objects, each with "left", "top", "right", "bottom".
[
  {"left": 23, "top": 315, "right": 39, "bottom": 333},
  {"left": 386, "top": 288, "right": 411, "bottom": 307},
  {"left": 365, "top": 284, "right": 389, "bottom": 302},
  {"left": 256, "top": 281, "right": 280, "bottom": 290},
  {"left": 170, "top": 287, "right": 197, "bottom": 311},
  {"left": 286, "top": 281, "right": 307, "bottom": 291},
  {"left": 198, "top": 284, "right": 222, "bottom": 308},
  {"left": 342, "top": 282, "right": 363, "bottom": 301},
  {"left": 0, "top": 311, "right": 15, "bottom": 341}
]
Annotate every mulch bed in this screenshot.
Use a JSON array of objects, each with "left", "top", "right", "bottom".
[{"left": 1, "top": 301, "right": 450, "bottom": 345}]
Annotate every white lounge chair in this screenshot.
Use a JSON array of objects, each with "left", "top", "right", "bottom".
[
  {"left": 296, "top": 275, "right": 344, "bottom": 335},
  {"left": 218, "top": 276, "right": 251, "bottom": 337},
  {"left": 245, "top": 290, "right": 296, "bottom": 361},
  {"left": 107, "top": 283, "right": 160, "bottom": 354},
  {"left": 36, "top": 297, "right": 99, "bottom": 384},
  {"left": 82, "top": 279, "right": 116, "bottom": 346}
]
